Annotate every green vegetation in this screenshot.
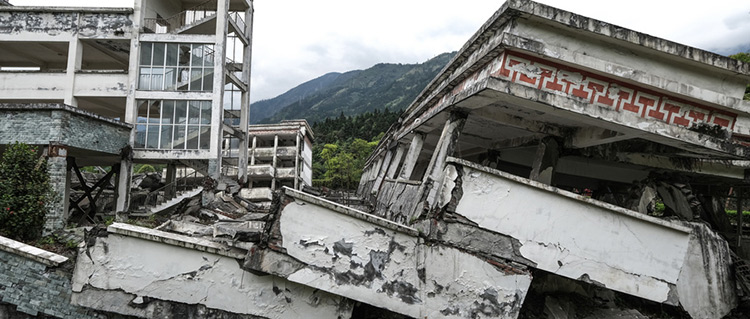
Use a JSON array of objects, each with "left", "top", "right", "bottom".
[
  {"left": 0, "top": 142, "right": 54, "bottom": 241},
  {"left": 255, "top": 52, "right": 454, "bottom": 124},
  {"left": 312, "top": 109, "right": 400, "bottom": 190},
  {"left": 730, "top": 52, "right": 750, "bottom": 100}
]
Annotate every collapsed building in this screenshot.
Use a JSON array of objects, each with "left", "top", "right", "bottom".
[{"left": 2, "top": 0, "right": 750, "bottom": 318}]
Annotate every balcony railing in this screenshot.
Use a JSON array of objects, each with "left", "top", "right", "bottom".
[{"left": 143, "top": 0, "right": 216, "bottom": 34}]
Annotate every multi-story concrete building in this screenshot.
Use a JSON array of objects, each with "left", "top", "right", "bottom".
[
  {"left": 0, "top": 0, "right": 254, "bottom": 231},
  {"left": 237, "top": 120, "right": 314, "bottom": 204}
]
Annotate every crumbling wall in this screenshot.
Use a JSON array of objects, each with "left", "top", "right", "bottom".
[
  {"left": 0, "top": 104, "right": 131, "bottom": 154},
  {"left": 245, "top": 189, "right": 532, "bottom": 319},
  {"left": 676, "top": 222, "right": 737, "bottom": 319},
  {"left": 0, "top": 236, "right": 101, "bottom": 319},
  {"left": 71, "top": 224, "right": 352, "bottom": 319},
  {"left": 0, "top": 8, "right": 133, "bottom": 39},
  {"left": 440, "top": 159, "right": 693, "bottom": 304}
]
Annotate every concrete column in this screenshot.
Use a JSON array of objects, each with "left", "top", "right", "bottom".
[
  {"left": 115, "top": 157, "right": 133, "bottom": 216},
  {"left": 64, "top": 37, "right": 82, "bottom": 106},
  {"left": 238, "top": 92, "right": 249, "bottom": 183},
  {"left": 208, "top": 159, "right": 221, "bottom": 180},
  {"left": 529, "top": 137, "right": 560, "bottom": 185},
  {"left": 294, "top": 132, "right": 300, "bottom": 189},
  {"left": 44, "top": 147, "right": 69, "bottom": 235},
  {"left": 423, "top": 112, "right": 467, "bottom": 205},
  {"left": 209, "top": 0, "right": 230, "bottom": 179},
  {"left": 271, "top": 135, "right": 278, "bottom": 189},
  {"left": 371, "top": 148, "right": 394, "bottom": 194},
  {"left": 238, "top": 3, "right": 253, "bottom": 184},
  {"left": 399, "top": 133, "right": 425, "bottom": 180},
  {"left": 165, "top": 163, "right": 177, "bottom": 199},
  {"left": 250, "top": 135, "right": 256, "bottom": 165},
  {"left": 386, "top": 143, "right": 406, "bottom": 179}
]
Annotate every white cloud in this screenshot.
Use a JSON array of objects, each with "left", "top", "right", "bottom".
[{"left": 10, "top": 0, "right": 750, "bottom": 102}]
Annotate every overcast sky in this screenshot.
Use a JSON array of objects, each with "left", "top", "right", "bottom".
[{"left": 11, "top": 0, "right": 750, "bottom": 102}]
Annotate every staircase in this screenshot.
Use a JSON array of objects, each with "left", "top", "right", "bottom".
[
  {"left": 143, "top": 0, "right": 217, "bottom": 34},
  {"left": 134, "top": 169, "right": 204, "bottom": 216}
]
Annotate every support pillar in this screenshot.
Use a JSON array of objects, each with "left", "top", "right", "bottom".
[
  {"left": 165, "top": 163, "right": 177, "bottom": 199},
  {"left": 529, "top": 137, "right": 560, "bottom": 185},
  {"left": 44, "top": 144, "right": 70, "bottom": 235},
  {"left": 371, "top": 148, "right": 394, "bottom": 194},
  {"left": 238, "top": 2, "right": 254, "bottom": 184},
  {"left": 115, "top": 147, "right": 133, "bottom": 218},
  {"left": 386, "top": 143, "right": 406, "bottom": 179},
  {"left": 422, "top": 111, "right": 467, "bottom": 206},
  {"left": 64, "top": 38, "right": 82, "bottom": 106},
  {"left": 294, "top": 132, "right": 301, "bottom": 189},
  {"left": 399, "top": 133, "right": 425, "bottom": 180},
  {"left": 271, "top": 135, "right": 278, "bottom": 189}
]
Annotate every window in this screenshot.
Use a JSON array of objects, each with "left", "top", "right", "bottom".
[
  {"left": 138, "top": 42, "right": 214, "bottom": 91},
  {"left": 135, "top": 100, "right": 212, "bottom": 150}
]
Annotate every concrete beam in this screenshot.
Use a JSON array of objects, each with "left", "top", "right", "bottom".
[
  {"left": 529, "top": 137, "right": 559, "bottom": 185},
  {"left": 567, "top": 127, "right": 640, "bottom": 149}
]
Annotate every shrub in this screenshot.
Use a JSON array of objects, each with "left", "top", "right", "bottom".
[{"left": 0, "top": 142, "right": 54, "bottom": 241}]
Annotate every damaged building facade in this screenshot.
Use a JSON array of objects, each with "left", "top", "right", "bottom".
[
  {"left": 2, "top": 0, "right": 750, "bottom": 318},
  {"left": 0, "top": 0, "right": 260, "bottom": 230}
]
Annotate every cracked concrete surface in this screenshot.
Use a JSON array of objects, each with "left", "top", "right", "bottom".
[{"left": 71, "top": 226, "right": 352, "bottom": 319}]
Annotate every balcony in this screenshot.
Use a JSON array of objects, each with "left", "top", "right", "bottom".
[
  {"left": 251, "top": 146, "right": 297, "bottom": 160},
  {"left": 247, "top": 164, "right": 274, "bottom": 178}
]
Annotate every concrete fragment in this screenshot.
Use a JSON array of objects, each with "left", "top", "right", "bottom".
[{"left": 72, "top": 225, "right": 352, "bottom": 319}]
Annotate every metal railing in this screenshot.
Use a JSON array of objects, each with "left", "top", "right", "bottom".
[
  {"left": 229, "top": 11, "right": 246, "bottom": 34},
  {"left": 143, "top": 0, "right": 216, "bottom": 34}
]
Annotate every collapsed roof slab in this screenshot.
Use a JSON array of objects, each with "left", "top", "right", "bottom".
[{"left": 244, "top": 188, "right": 533, "bottom": 319}]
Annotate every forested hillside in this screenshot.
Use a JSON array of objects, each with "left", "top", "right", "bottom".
[
  {"left": 311, "top": 108, "right": 401, "bottom": 189},
  {"left": 251, "top": 52, "right": 454, "bottom": 124}
]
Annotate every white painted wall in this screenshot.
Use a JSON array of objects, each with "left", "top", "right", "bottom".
[
  {"left": 73, "top": 73, "right": 129, "bottom": 97},
  {"left": 0, "top": 73, "right": 68, "bottom": 100},
  {"left": 277, "top": 195, "right": 531, "bottom": 318},
  {"left": 71, "top": 230, "right": 350, "bottom": 319},
  {"left": 448, "top": 162, "right": 692, "bottom": 304}
]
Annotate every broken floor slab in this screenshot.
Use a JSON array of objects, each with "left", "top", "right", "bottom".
[
  {"left": 245, "top": 188, "right": 532, "bottom": 319},
  {"left": 71, "top": 223, "right": 352, "bottom": 319},
  {"left": 437, "top": 158, "right": 736, "bottom": 318}
]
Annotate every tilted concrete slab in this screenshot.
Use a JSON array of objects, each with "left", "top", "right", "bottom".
[
  {"left": 71, "top": 224, "right": 352, "bottom": 319},
  {"left": 245, "top": 188, "right": 532, "bottom": 319},
  {"left": 441, "top": 158, "right": 691, "bottom": 303},
  {"left": 438, "top": 158, "right": 736, "bottom": 318}
]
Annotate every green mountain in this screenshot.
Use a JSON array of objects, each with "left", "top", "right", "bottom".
[{"left": 251, "top": 52, "right": 455, "bottom": 124}]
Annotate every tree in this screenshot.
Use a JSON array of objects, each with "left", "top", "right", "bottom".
[
  {"left": 730, "top": 52, "right": 750, "bottom": 100},
  {"left": 0, "top": 142, "right": 54, "bottom": 241}
]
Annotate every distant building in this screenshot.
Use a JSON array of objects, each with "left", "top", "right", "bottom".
[{"left": 237, "top": 120, "right": 314, "bottom": 204}]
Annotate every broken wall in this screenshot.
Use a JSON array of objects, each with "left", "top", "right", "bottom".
[
  {"left": 0, "top": 236, "right": 101, "bottom": 319},
  {"left": 0, "top": 104, "right": 131, "bottom": 155},
  {"left": 245, "top": 189, "right": 532, "bottom": 319},
  {"left": 71, "top": 224, "right": 352, "bottom": 319}
]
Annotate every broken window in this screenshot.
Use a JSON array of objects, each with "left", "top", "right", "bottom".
[
  {"left": 138, "top": 42, "right": 214, "bottom": 91},
  {"left": 135, "top": 99, "right": 212, "bottom": 150}
]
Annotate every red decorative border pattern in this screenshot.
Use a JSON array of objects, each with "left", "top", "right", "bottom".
[{"left": 492, "top": 52, "right": 736, "bottom": 130}]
